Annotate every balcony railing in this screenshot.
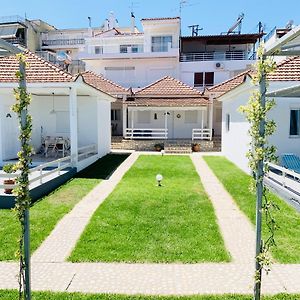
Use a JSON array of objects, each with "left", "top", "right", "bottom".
[
  {"left": 192, "top": 128, "right": 213, "bottom": 141},
  {"left": 125, "top": 128, "right": 168, "bottom": 139},
  {"left": 180, "top": 51, "right": 254, "bottom": 62},
  {"left": 3, "top": 37, "right": 26, "bottom": 46},
  {"left": 42, "top": 38, "right": 85, "bottom": 47}
]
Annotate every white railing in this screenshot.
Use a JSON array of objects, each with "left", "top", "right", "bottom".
[
  {"left": 125, "top": 128, "right": 168, "bottom": 139},
  {"left": 78, "top": 144, "right": 97, "bottom": 161},
  {"left": 192, "top": 129, "right": 212, "bottom": 141},
  {"left": 266, "top": 162, "right": 300, "bottom": 195},
  {"left": 180, "top": 51, "right": 248, "bottom": 62},
  {"left": 0, "top": 155, "right": 73, "bottom": 191}
]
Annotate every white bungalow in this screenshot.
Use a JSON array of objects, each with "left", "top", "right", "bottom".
[
  {"left": 208, "top": 56, "right": 300, "bottom": 173},
  {"left": 0, "top": 51, "right": 115, "bottom": 171},
  {"left": 123, "top": 76, "right": 213, "bottom": 140}
]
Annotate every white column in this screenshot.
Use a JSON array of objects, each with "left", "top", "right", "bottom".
[
  {"left": 122, "top": 103, "right": 127, "bottom": 138},
  {"left": 209, "top": 98, "right": 214, "bottom": 141},
  {"left": 201, "top": 109, "right": 204, "bottom": 139},
  {"left": 164, "top": 111, "right": 168, "bottom": 139},
  {"left": 131, "top": 110, "right": 134, "bottom": 139},
  {"left": 69, "top": 86, "right": 78, "bottom": 166},
  {"left": 97, "top": 97, "right": 102, "bottom": 156}
]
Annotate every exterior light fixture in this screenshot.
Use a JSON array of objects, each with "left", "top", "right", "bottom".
[
  {"left": 50, "top": 92, "right": 56, "bottom": 114},
  {"left": 156, "top": 174, "right": 163, "bottom": 186}
]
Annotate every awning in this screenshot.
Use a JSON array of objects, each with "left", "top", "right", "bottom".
[
  {"left": 267, "top": 84, "right": 300, "bottom": 98},
  {"left": 0, "top": 25, "right": 20, "bottom": 39}
]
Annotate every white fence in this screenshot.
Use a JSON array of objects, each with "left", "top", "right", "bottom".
[
  {"left": 192, "top": 129, "right": 212, "bottom": 141},
  {"left": 0, "top": 156, "right": 73, "bottom": 191},
  {"left": 266, "top": 162, "right": 300, "bottom": 195},
  {"left": 125, "top": 128, "right": 168, "bottom": 139}
]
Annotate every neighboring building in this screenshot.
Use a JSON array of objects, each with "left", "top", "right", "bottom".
[
  {"left": 123, "top": 76, "right": 212, "bottom": 140},
  {"left": 79, "top": 16, "right": 180, "bottom": 88},
  {"left": 0, "top": 15, "right": 55, "bottom": 52},
  {"left": 0, "top": 51, "right": 115, "bottom": 171},
  {"left": 208, "top": 56, "right": 300, "bottom": 172}
]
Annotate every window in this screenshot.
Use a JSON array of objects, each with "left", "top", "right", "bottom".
[
  {"left": 111, "top": 109, "right": 121, "bottom": 121},
  {"left": 184, "top": 111, "right": 198, "bottom": 124},
  {"left": 226, "top": 114, "right": 230, "bottom": 132},
  {"left": 194, "top": 72, "right": 214, "bottom": 87},
  {"left": 95, "top": 46, "right": 103, "bottom": 54},
  {"left": 120, "top": 45, "right": 143, "bottom": 53},
  {"left": 151, "top": 36, "right": 172, "bottom": 52},
  {"left": 137, "top": 111, "right": 151, "bottom": 123},
  {"left": 290, "top": 109, "right": 300, "bottom": 136}
]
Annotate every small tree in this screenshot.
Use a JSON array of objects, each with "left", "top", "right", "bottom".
[
  {"left": 239, "top": 45, "right": 278, "bottom": 300},
  {"left": 12, "top": 53, "right": 33, "bottom": 300}
]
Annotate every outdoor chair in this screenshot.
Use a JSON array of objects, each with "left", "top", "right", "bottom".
[{"left": 281, "top": 153, "right": 300, "bottom": 174}]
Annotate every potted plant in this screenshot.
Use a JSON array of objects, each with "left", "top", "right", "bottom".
[
  {"left": 154, "top": 143, "right": 164, "bottom": 152},
  {"left": 3, "top": 163, "right": 16, "bottom": 195},
  {"left": 192, "top": 143, "right": 200, "bottom": 152}
]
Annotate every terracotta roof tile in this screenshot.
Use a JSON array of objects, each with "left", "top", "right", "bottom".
[
  {"left": 136, "top": 76, "right": 204, "bottom": 97},
  {"left": 81, "top": 71, "right": 128, "bottom": 95},
  {"left": 127, "top": 97, "right": 209, "bottom": 107},
  {"left": 208, "top": 56, "right": 300, "bottom": 97},
  {"left": 0, "top": 51, "right": 74, "bottom": 83},
  {"left": 208, "top": 70, "right": 251, "bottom": 96}
]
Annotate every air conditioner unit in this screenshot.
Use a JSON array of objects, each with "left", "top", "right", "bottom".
[{"left": 215, "top": 62, "right": 225, "bottom": 69}]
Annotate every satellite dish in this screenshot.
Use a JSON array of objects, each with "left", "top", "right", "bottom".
[{"left": 286, "top": 20, "right": 294, "bottom": 29}]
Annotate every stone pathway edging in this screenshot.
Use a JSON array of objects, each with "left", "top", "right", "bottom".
[
  {"left": 31, "top": 152, "right": 139, "bottom": 263},
  {"left": 0, "top": 153, "right": 300, "bottom": 295}
]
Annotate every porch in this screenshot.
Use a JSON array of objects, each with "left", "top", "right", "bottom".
[{"left": 124, "top": 106, "right": 213, "bottom": 141}]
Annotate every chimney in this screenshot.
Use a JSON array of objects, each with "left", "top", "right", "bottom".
[
  {"left": 88, "top": 17, "right": 93, "bottom": 37},
  {"left": 109, "top": 11, "right": 117, "bottom": 29},
  {"left": 130, "top": 12, "right": 135, "bottom": 33}
]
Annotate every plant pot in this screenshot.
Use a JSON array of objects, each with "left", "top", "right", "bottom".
[
  {"left": 4, "top": 179, "right": 15, "bottom": 195},
  {"left": 192, "top": 144, "right": 200, "bottom": 152}
]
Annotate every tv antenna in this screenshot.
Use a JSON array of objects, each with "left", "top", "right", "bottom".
[
  {"left": 188, "top": 24, "right": 203, "bottom": 36},
  {"left": 130, "top": 1, "right": 139, "bottom": 14}
]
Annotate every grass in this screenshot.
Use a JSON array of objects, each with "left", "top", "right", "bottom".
[
  {"left": 0, "top": 291, "right": 299, "bottom": 300},
  {"left": 0, "top": 154, "right": 128, "bottom": 261},
  {"left": 204, "top": 156, "right": 300, "bottom": 264},
  {"left": 69, "top": 155, "right": 230, "bottom": 263}
]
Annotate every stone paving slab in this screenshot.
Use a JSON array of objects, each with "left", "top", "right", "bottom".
[{"left": 32, "top": 152, "right": 139, "bottom": 263}]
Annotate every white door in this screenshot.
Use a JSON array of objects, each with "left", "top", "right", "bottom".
[{"left": 2, "top": 106, "right": 20, "bottom": 160}]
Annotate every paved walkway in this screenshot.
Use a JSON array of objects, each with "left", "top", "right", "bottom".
[{"left": 0, "top": 153, "right": 300, "bottom": 295}]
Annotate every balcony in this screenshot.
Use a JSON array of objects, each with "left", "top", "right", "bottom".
[
  {"left": 42, "top": 38, "right": 85, "bottom": 47},
  {"left": 180, "top": 51, "right": 255, "bottom": 62}
]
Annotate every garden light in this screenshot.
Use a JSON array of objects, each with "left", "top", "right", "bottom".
[{"left": 156, "top": 174, "right": 163, "bottom": 186}]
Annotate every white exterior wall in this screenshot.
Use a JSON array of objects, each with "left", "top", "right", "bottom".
[
  {"left": 97, "top": 99, "right": 111, "bottom": 156},
  {"left": 221, "top": 81, "right": 300, "bottom": 173},
  {"left": 180, "top": 60, "right": 254, "bottom": 89},
  {"left": 85, "top": 57, "right": 179, "bottom": 88}
]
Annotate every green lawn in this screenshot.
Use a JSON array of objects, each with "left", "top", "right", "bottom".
[
  {"left": 0, "top": 154, "right": 128, "bottom": 261},
  {"left": 0, "top": 291, "right": 299, "bottom": 300},
  {"left": 69, "top": 155, "right": 230, "bottom": 263},
  {"left": 204, "top": 156, "right": 300, "bottom": 264}
]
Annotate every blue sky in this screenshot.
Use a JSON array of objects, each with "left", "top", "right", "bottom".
[{"left": 2, "top": 0, "right": 299, "bottom": 35}]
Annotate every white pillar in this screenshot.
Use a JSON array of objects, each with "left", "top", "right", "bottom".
[
  {"left": 164, "top": 110, "right": 168, "bottom": 139},
  {"left": 69, "top": 86, "right": 78, "bottom": 166},
  {"left": 97, "top": 97, "right": 102, "bottom": 157},
  {"left": 131, "top": 110, "right": 134, "bottom": 139},
  {"left": 201, "top": 109, "right": 204, "bottom": 139},
  {"left": 209, "top": 98, "right": 214, "bottom": 141},
  {"left": 122, "top": 103, "right": 127, "bottom": 138}
]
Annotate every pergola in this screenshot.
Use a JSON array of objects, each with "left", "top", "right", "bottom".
[{"left": 265, "top": 25, "right": 300, "bottom": 98}]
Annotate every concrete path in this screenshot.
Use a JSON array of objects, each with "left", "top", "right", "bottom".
[{"left": 1, "top": 153, "right": 300, "bottom": 295}]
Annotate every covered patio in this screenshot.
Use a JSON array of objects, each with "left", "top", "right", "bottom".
[{"left": 123, "top": 76, "right": 213, "bottom": 140}]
